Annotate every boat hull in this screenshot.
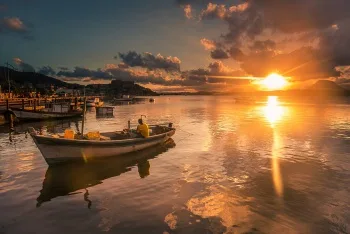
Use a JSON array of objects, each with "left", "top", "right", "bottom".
[
  {"left": 30, "top": 129, "right": 175, "bottom": 165},
  {"left": 12, "top": 108, "right": 82, "bottom": 121}
]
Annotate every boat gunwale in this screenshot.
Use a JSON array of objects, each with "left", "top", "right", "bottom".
[
  {"left": 29, "top": 128, "right": 176, "bottom": 146},
  {"left": 11, "top": 107, "right": 83, "bottom": 116}
]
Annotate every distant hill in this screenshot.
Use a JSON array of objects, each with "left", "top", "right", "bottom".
[
  {"left": 310, "top": 80, "right": 345, "bottom": 91},
  {"left": 0, "top": 66, "right": 80, "bottom": 89},
  {"left": 0, "top": 66, "right": 157, "bottom": 96}
]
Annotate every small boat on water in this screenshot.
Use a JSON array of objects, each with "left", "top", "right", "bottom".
[
  {"left": 28, "top": 123, "right": 175, "bottom": 165},
  {"left": 36, "top": 138, "right": 176, "bottom": 207},
  {"left": 11, "top": 103, "right": 83, "bottom": 121},
  {"left": 86, "top": 97, "right": 104, "bottom": 107}
]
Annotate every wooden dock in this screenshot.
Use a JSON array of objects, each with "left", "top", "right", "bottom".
[
  {"left": 0, "top": 96, "right": 103, "bottom": 126},
  {"left": 0, "top": 96, "right": 103, "bottom": 111}
]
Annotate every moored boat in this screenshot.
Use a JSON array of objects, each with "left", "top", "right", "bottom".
[
  {"left": 86, "top": 97, "right": 104, "bottom": 107},
  {"left": 11, "top": 103, "right": 83, "bottom": 121},
  {"left": 28, "top": 123, "right": 176, "bottom": 165}
]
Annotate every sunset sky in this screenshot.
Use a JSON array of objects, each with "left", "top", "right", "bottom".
[{"left": 1, "top": 0, "right": 350, "bottom": 92}]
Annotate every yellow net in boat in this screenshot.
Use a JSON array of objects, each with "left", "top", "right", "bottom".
[{"left": 86, "top": 131, "right": 100, "bottom": 140}]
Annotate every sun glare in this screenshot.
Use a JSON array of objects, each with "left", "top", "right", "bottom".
[{"left": 261, "top": 73, "right": 288, "bottom": 90}]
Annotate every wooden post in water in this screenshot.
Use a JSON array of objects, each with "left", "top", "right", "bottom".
[
  {"left": 75, "top": 97, "right": 78, "bottom": 110},
  {"left": 22, "top": 99, "right": 25, "bottom": 110},
  {"left": 81, "top": 97, "right": 87, "bottom": 137},
  {"left": 6, "top": 99, "right": 9, "bottom": 111},
  {"left": 33, "top": 99, "right": 37, "bottom": 111}
]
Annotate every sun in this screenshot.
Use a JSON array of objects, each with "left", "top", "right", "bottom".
[{"left": 261, "top": 73, "right": 288, "bottom": 90}]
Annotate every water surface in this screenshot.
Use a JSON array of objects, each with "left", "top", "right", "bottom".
[{"left": 0, "top": 96, "right": 349, "bottom": 234}]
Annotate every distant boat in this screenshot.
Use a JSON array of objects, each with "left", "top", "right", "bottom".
[
  {"left": 86, "top": 97, "right": 104, "bottom": 107},
  {"left": 28, "top": 123, "right": 176, "bottom": 165},
  {"left": 113, "top": 95, "right": 134, "bottom": 102},
  {"left": 149, "top": 98, "right": 155, "bottom": 102},
  {"left": 11, "top": 103, "right": 83, "bottom": 121}
]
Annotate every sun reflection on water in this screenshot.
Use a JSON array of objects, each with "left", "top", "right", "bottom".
[
  {"left": 263, "top": 96, "right": 286, "bottom": 127},
  {"left": 263, "top": 96, "right": 285, "bottom": 198}
]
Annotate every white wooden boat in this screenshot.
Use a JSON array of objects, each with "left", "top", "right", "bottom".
[
  {"left": 36, "top": 138, "right": 176, "bottom": 206},
  {"left": 11, "top": 103, "right": 83, "bottom": 121},
  {"left": 28, "top": 124, "right": 175, "bottom": 165}
]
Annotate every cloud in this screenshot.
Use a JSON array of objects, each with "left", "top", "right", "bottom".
[
  {"left": 251, "top": 0, "right": 350, "bottom": 33},
  {"left": 250, "top": 40, "right": 276, "bottom": 52},
  {"left": 228, "top": 47, "right": 245, "bottom": 61},
  {"left": 200, "top": 38, "right": 219, "bottom": 50},
  {"left": 0, "top": 4, "right": 7, "bottom": 11},
  {"left": 57, "top": 67, "right": 112, "bottom": 79},
  {"left": 105, "top": 66, "right": 176, "bottom": 85},
  {"left": 13, "top": 58, "right": 35, "bottom": 72},
  {"left": 240, "top": 47, "right": 340, "bottom": 80},
  {"left": 117, "top": 51, "right": 181, "bottom": 72},
  {"left": 183, "top": 61, "right": 248, "bottom": 85},
  {"left": 38, "top": 66, "right": 56, "bottom": 76},
  {"left": 58, "top": 67, "right": 69, "bottom": 71},
  {"left": 199, "top": 2, "right": 256, "bottom": 44},
  {"left": 183, "top": 1, "right": 350, "bottom": 80},
  {"left": 0, "top": 17, "right": 27, "bottom": 33},
  {"left": 210, "top": 48, "right": 229, "bottom": 59},
  {"left": 182, "top": 5, "right": 193, "bottom": 19}
]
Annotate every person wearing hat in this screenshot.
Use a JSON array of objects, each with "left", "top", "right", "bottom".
[{"left": 136, "top": 118, "right": 149, "bottom": 138}]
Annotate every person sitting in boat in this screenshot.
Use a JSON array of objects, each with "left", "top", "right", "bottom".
[{"left": 136, "top": 118, "right": 149, "bottom": 138}]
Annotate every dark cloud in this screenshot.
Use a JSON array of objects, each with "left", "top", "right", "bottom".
[
  {"left": 105, "top": 66, "right": 174, "bottom": 85},
  {"left": 57, "top": 67, "right": 112, "bottom": 79},
  {"left": 186, "top": 1, "right": 350, "bottom": 79},
  {"left": 199, "top": 2, "right": 260, "bottom": 44},
  {"left": 335, "top": 78, "right": 350, "bottom": 84},
  {"left": 58, "top": 67, "right": 69, "bottom": 71},
  {"left": 198, "top": 1, "right": 350, "bottom": 45},
  {"left": 183, "top": 61, "right": 247, "bottom": 85},
  {"left": 250, "top": 40, "right": 276, "bottom": 52},
  {"left": 116, "top": 51, "right": 143, "bottom": 67},
  {"left": 252, "top": 0, "right": 350, "bottom": 33},
  {"left": 38, "top": 66, "right": 56, "bottom": 76},
  {"left": 0, "top": 4, "right": 7, "bottom": 11},
  {"left": 319, "top": 20, "right": 350, "bottom": 66},
  {"left": 228, "top": 47, "right": 245, "bottom": 61},
  {"left": 210, "top": 48, "right": 229, "bottom": 59},
  {"left": 117, "top": 51, "right": 181, "bottom": 72},
  {"left": 13, "top": 58, "right": 35, "bottom": 72}
]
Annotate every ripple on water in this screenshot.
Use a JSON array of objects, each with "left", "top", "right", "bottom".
[{"left": 0, "top": 96, "right": 350, "bottom": 233}]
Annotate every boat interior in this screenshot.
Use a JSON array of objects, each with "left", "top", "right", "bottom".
[
  {"left": 36, "top": 125, "right": 173, "bottom": 141},
  {"left": 100, "top": 125, "right": 171, "bottom": 140}
]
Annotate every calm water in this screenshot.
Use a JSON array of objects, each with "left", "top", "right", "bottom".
[{"left": 0, "top": 96, "right": 349, "bottom": 234}]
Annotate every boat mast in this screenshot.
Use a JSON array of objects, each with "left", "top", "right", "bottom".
[
  {"left": 81, "top": 97, "right": 87, "bottom": 136},
  {"left": 5, "top": 62, "right": 11, "bottom": 94}
]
